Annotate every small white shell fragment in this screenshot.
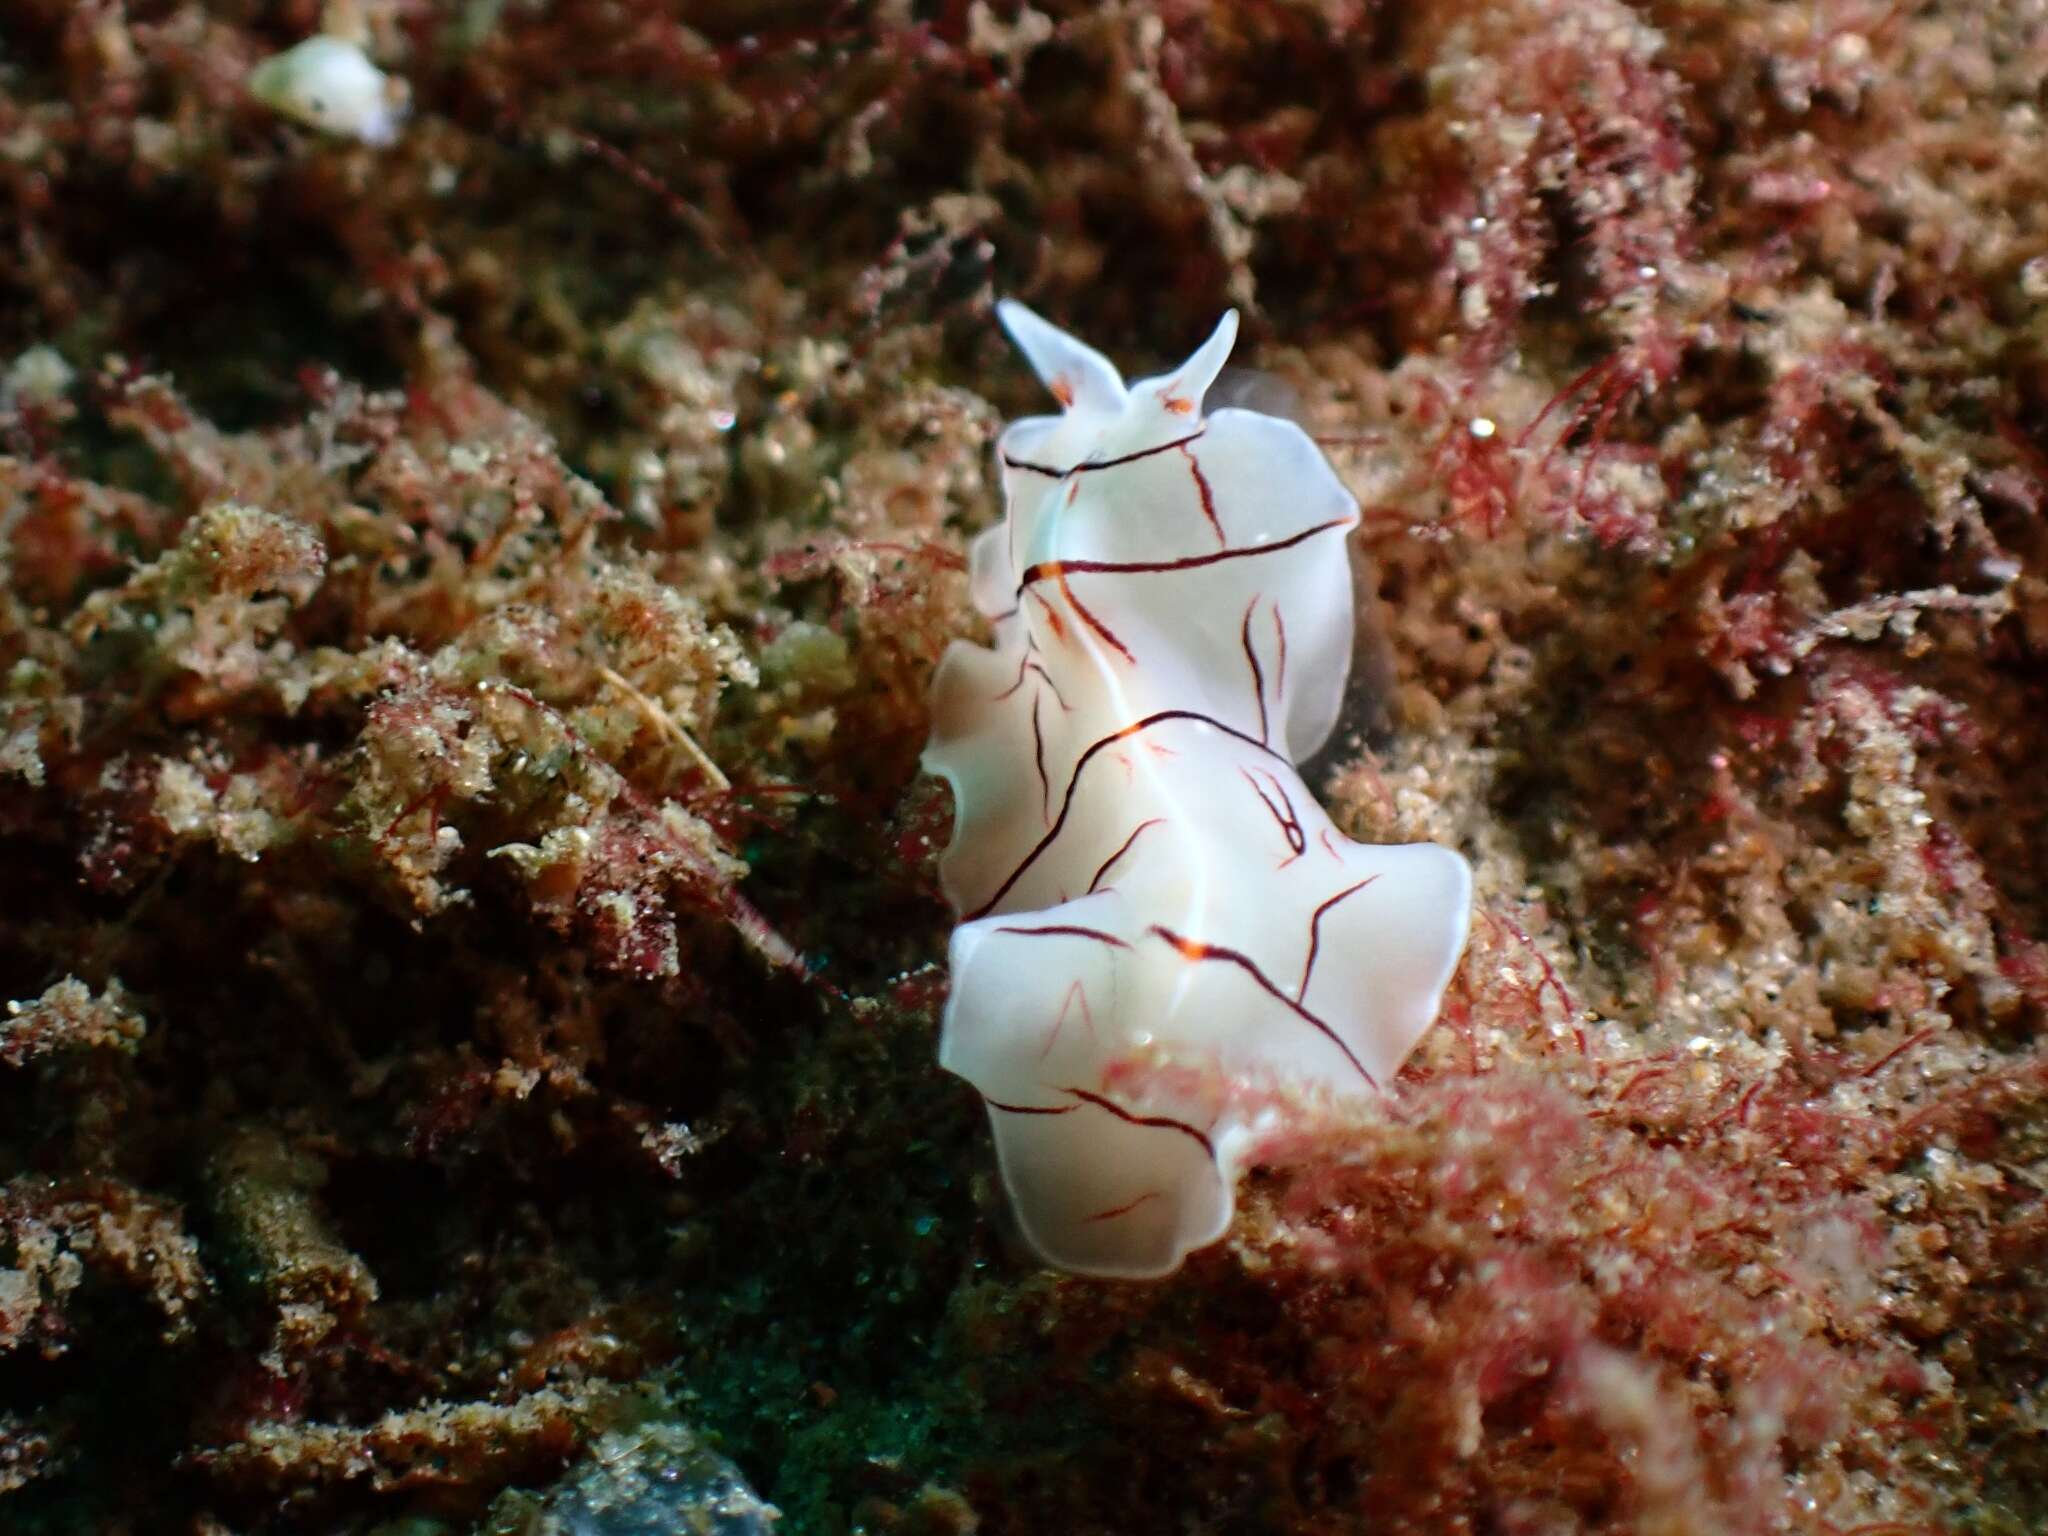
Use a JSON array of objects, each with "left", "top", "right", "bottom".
[
  {"left": 924, "top": 302, "right": 1474, "bottom": 1278},
  {"left": 248, "top": 37, "right": 405, "bottom": 147},
  {"left": 3, "top": 346, "right": 75, "bottom": 409}
]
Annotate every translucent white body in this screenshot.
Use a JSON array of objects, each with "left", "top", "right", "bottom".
[
  {"left": 924, "top": 303, "right": 1473, "bottom": 1278},
  {"left": 249, "top": 37, "right": 404, "bottom": 147}
]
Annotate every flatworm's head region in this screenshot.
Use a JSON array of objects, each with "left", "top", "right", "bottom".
[
  {"left": 931, "top": 305, "right": 1364, "bottom": 917},
  {"left": 978, "top": 307, "right": 1358, "bottom": 766},
  {"left": 925, "top": 305, "right": 1472, "bottom": 1278}
]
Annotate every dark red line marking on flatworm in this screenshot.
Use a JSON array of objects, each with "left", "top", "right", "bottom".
[
  {"left": 1002, "top": 429, "right": 1207, "bottom": 479},
  {"left": 994, "top": 639, "right": 1068, "bottom": 709},
  {"left": 1061, "top": 1086, "right": 1216, "bottom": 1157},
  {"left": 965, "top": 710, "right": 1284, "bottom": 919},
  {"left": 1083, "top": 1192, "right": 1160, "bottom": 1223},
  {"left": 1054, "top": 568, "right": 1135, "bottom": 663},
  {"left": 994, "top": 648, "right": 1031, "bottom": 700},
  {"left": 1272, "top": 606, "right": 1288, "bottom": 698},
  {"left": 988, "top": 1090, "right": 1214, "bottom": 1163},
  {"left": 1241, "top": 766, "right": 1305, "bottom": 857},
  {"left": 1088, "top": 817, "right": 1164, "bottom": 893},
  {"left": 1298, "top": 877, "right": 1380, "bottom": 1001},
  {"left": 1179, "top": 441, "right": 1225, "bottom": 544},
  {"left": 1015, "top": 517, "right": 1351, "bottom": 598},
  {"left": 1240, "top": 598, "right": 1269, "bottom": 744},
  {"left": 1039, "top": 979, "right": 1097, "bottom": 1058},
  {"left": 1148, "top": 925, "right": 1380, "bottom": 1090},
  {"left": 1030, "top": 663, "right": 1071, "bottom": 709},
  {"left": 987, "top": 1098, "right": 1078, "bottom": 1116},
  {"left": 993, "top": 924, "right": 1132, "bottom": 948},
  {"left": 1031, "top": 695, "right": 1050, "bottom": 822},
  {"left": 1026, "top": 586, "right": 1068, "bottom": 643}
]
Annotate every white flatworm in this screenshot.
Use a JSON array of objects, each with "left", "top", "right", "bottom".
[{"left": 923, "top": 302, "right": 1473, "bottom": 1278}]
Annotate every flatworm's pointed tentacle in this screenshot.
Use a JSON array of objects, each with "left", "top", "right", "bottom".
[
  {"left": 1172, "top": 308, "right": 1240, "bottom": 409},
  {"left": 997, "top": 299, "right": 1128, "bottom": 415}
]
